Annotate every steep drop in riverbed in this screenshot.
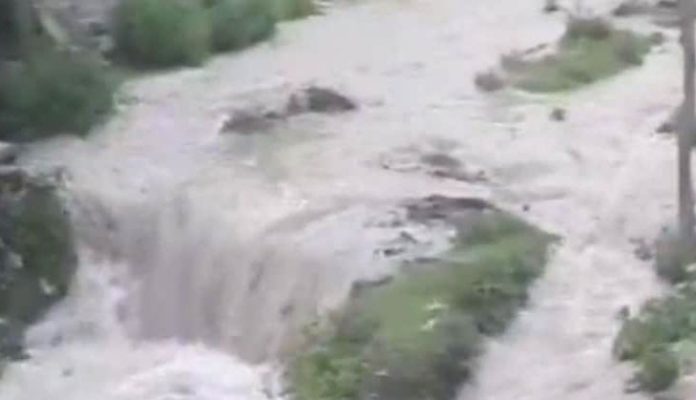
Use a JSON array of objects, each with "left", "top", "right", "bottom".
[{"left": 0, "top": 0, "right": 686, "bottom": 398}]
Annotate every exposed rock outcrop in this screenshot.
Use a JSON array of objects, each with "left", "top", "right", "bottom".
[{"left": 286, "top": 86, "right": 357, "bottom": 114}]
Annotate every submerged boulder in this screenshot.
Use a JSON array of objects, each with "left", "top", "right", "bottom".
[
  {"left": 0, "top": 167, "right": 77, "bottom": 361},
  {"left": 286, "top": 86, "right": 358, "bottom": 114}
]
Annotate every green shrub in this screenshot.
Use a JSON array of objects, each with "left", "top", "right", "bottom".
[
  {"left": 271, "top": 0, "right": 315, "bottom": 20},
  {"left": 206, "top": 0, "right": 276, "bottom": 52},
  {"left": 451, "top": 236, "right": 547, "bottom": 334},
  {"left": 0, "top": 50, "right": 116, "bottom": 142},
  {"left": 636, "top": 349, "right": 679, "bottom": 392},
  {"left": 510, "top": 19, "right": 652, "bottom": 92},
  {"left": 289, "top": 212, "right": 553, "bottom": 400},
  {"left": 614, "top": 285, "right": 696, "bottom": 392},
  {"left": 114, "top": 0, "right": 210, "bottom": 67}
]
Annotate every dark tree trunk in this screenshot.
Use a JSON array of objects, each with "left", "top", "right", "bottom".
[{"left": 678, "top": 0, "right": 696, "bottom": 245}]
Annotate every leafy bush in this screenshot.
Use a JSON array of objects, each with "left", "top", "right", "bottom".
[
  {"left": 289, "top": 212, "right": 553, "bottom": 400},
  {"left": 271, "top": 0, "right": 315, "bottom": 20},
  {"left": 114, "top": 0, "right": 211, "bottom": 67},
  {"left": 613, "top": 285, "right": 696, "bottom": 392},
  {"left": 0, "top": 50, "right": 116, "bottom": 141},
  {"left": 509, "top": 19, "right": 652, "bottom": 92},
  {"left": 206, "top": 0, "right": 276, "bottom": 52},
  {"left": 636, "top": 349, "right": 679, "bottom": 392}
]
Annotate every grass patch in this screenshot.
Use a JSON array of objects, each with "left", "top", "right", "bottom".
[
  {"left": 613, "top": 286, "right": 696, "bottom": 392},
  {"left": 509, "top": 17, "right": 652, "bottom": 92},
  {"left": 113, "top": 0, "right": 316, "bottom": 66},
  {"left": 114, "top": 0, "right": 211, "bottom": 67},
  {"left": 614, "top": 231, "right": 696, "bottom": 393},
  {"left": 206, "top": 0, "right": 276, "bottom": 52},
  {"left": 0, "top": 49, "right": 117, "bottom": 142},
  {"left": 289, "top": 212, "right": 554, "bottom": 400}
]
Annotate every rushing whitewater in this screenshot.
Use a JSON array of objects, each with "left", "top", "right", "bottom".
[{"left": 0, "top": 0, "right": 685, "bottom": 398}]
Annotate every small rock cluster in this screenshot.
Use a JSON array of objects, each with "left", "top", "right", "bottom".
[{"left": 221, "top": 85, "right": 358, "bottom": 134}]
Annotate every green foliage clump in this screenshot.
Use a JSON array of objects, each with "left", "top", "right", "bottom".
[
  {"left": 289, "top": 212, "right": 553, "bottom": 400},
  {"left": 613, "top": 285, "right": 696, "bottom": 392},
  {"left": 206, "top": 0, "right": 276, "bottom": 52},
  {"left": 271, "top": 0, "right": 315, "bottom": 21},
  {"left": 0, "top": 49, "right": 116, "bottom": 142},
  {"left": 635, "top": 349, "right": 679, "bottom": 392},
  {"left": 509, "top": 17, "right": 652, "bottom": 92},
  {"left": 114, "top": 0, "right": 211, "bottom": 67},
  {"left": 113, "top": 0, "right": 317, "bottom": 67}
]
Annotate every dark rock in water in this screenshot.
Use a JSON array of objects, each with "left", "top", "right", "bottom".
[
  {"left": 543, "top": 0, "right": 560, "bottom": 13},
  {"left": 420, "top": 152, "right": 487, "bottom": 183},
  {"left": 656, "top": 107, "right": 680, "bottom": 135},
  {"left": 657, "top": 0, "right": 677, "bottom": 9},
  {"left": 430, "top": 168, "right": 487, "bottom": 183},
  {"left": 306, "top": 87, "right": 357, "bottom": 113},
  {"left": 380, "top": 246, "right": 406, "bottom": 257},
  {"left": 474, "top": 70, "right": 505, "bottom": 92},
  {"left": 405, "top": 195, "right": 493, "bottom": 223},
  {"left": 0, "top": 167, "right": 77, "bottom": 364},
  {"left": 287, "top": 86, "right": 357, "bottom": 114},
  {"left": 221, "top": 109, "right": 277, "bottom": 134},
  {"left": 550, "top": 107, "right": 566, "bottom": 122},
  {"left": 630, "top": 237, "right": 653, "bottom": 261},
  {"left": 0, "top": 143, "right": 20, "bottom": 165},
  {"left": 612, "top": 0, "right": 652, "bottom": 17},
  {"left": 280, "top": 303, "right": 295, "bottom": 318},
  {"left": 616, "top": 305, "right": 631, "bottom": 321},
  {"left": 421, "top": 153, "right": 462, "bottom": 170}
]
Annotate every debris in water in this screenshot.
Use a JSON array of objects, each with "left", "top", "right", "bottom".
[
  {"left": 630, "top": 237, "right": 653, "bottom": 261},
  {"left": 405, "top": 195, "right": 492, "bottom": 223},
  {"left": 616, "top": 306, "right": 630, "bottom": 321},
  {"left": 474, "top": 70, "right": 506, "bottom": 92},
  {"left": 221, "top": 108, "right": 279, "bottom": 134},
  {"left": 550, "top": 107, "right": 567, "bottom": 122}
]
